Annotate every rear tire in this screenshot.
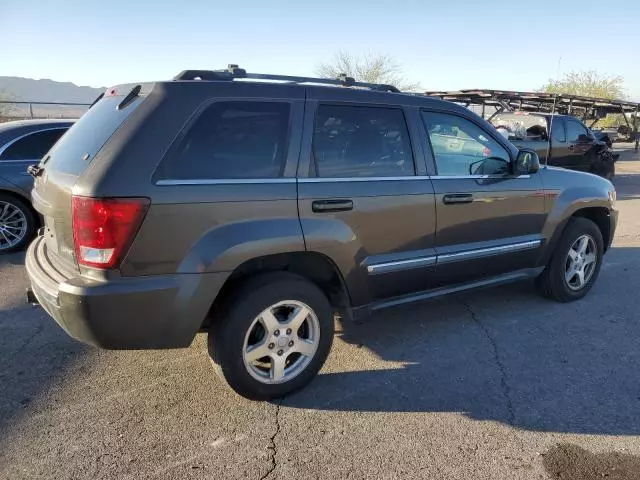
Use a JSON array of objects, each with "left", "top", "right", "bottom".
[
  {"left": 536, "top": 217, "right": 604, "bottom": 302},
  {"left": 0, "top": 193, "right": 36, "bottom": 253},
  {"left": 208, "top": 273, "right": 334, "bottom": 400}
]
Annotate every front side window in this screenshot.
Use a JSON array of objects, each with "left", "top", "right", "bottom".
[
  {"left": 313, "top": 105, "right": 414, "bottom": 178},
  {"left": 0, "top": 128, "right": 67, "bottom": 161},
  {"left": 160, "top": 101, "right": 290, "bottom": 180},
  {"left": 566, "top": 120, "right": 590, "bottom": 143},
  {"left": 422, "top": 111, "right": 511, "bottom": 176}
]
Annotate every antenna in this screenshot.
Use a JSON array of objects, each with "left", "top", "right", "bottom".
[{"left": 544, "top": 95, "right": 558, "bottom": 168}]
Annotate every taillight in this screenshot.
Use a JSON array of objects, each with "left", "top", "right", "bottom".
[{"left": 72, "top": 196, "right": 149, "bottom": 269}]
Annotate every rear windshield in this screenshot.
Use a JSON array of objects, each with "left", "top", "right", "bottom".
[
  {"left": 43, "top": 95, "right": 142, "bottom": 175},
  {"left": 491, "top": 113, "right": 548, "bottom": 141}
]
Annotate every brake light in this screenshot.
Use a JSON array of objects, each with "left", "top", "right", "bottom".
[{"left": 72, "top": 196, "right": 149, "bottom": 269}]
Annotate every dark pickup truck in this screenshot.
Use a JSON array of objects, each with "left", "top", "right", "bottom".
[{"left": 491, "top": 112, "right": 616, "bottom": 179}]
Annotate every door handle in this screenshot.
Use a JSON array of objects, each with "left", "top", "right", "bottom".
[
  {"left": 312, "top": 199, "right": 353, "bottom": 213},
  {"left": 568, "top": 144, "right": 575, "bottom": 150},
  {"left": 443, "top": 194, "right": 473, "bottom": 205}
]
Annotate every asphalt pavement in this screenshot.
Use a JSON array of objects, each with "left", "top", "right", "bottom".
[{"left": 1, "top": 145, "right": 640, "bottom": 480}]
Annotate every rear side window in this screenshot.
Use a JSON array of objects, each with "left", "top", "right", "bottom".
[
  {"left": 0, "top": 129, "right": 67, "bottom": 161},
  {"left": 45, "top": 95, "right": 142, "bottom": 176},
  {"left": 160, "top": 101, "right": 290, "bottom": 180},
  {"left": 313, "top": 105, "right": 414, "bottom": 178},
  {"left": 551, "top": 119, "right": 566, "bottom": 142}
]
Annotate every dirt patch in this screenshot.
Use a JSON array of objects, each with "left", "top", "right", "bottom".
[{"left": 543, "top": 443, "right": 640, "bottom": 480}]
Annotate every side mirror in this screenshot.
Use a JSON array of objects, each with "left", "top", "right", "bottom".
[{"left": 515, "top": 149, "right": 540, "bottom": 175}]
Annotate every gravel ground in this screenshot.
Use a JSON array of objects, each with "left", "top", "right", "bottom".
[{"left": 1, "top": 145, "right": 639, "bottom": 480}]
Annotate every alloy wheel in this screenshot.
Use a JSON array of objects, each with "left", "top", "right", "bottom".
[
  {"left": 242, "top": 300, "right": 320, "bottom": 384},
  {"left": 565, "top": 234, "right": 597, "bottom": 291},
  {"left": 0, "top": 201, "right": 28, "bottom": 251}
]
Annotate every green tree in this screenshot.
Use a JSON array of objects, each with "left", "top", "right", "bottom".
[
  {"left": 540, "top": 70, "right": 625, "bottom": 99},
  {"left": 316, "top": 52, "right": 421, "bottom": 92}
]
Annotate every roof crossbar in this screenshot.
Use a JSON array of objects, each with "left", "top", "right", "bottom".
[{"left": 173, "top": 64, "right": 400, "bottom": 93}]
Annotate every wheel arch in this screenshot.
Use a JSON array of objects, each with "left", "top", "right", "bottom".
[
  {"left": 540, "top": 205, "right": 612, "bottom": 266},
  {"left": 202, "top": 251, "right": 351, "bottom": 330}
]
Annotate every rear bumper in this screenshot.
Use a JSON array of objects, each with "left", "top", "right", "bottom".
[{"left": 26, "top": 235, "right": 229, "bottom": 349}]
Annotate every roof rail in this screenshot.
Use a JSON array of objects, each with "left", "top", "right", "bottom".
[{"left": 173, "top": 64, "right": 400, "bottom": 93}]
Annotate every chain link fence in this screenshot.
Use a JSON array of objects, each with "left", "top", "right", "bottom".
[{"left": 0, "top": 101, "right": 90, "bottom": 123}]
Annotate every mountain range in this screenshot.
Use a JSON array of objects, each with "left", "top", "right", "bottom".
[{"left": 0, "top": 76, "right": 104, "bottom": 104}]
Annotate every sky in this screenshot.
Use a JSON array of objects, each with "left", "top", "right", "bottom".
[{"left": 2, "top": 0, "right": 640, "bottom": 100}]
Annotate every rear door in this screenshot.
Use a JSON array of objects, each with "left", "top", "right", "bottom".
[
  {"left": 565, "top": 118, "right": 598, "bottom": 171},
  {"left": 421, "top": 109, "right": 545, "bottom": 287},
  {"left": 0, "top": 128, "right": 68, "bottom": 194},
  {"left": 297, "top": 90, "right": 437, "bottom": 306},
  {"left": 547, "top": 117, "right": 572, "bottom": 168}
]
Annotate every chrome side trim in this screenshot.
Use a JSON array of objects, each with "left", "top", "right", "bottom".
[
  {"left": 367, "top": 256, "right": 436, "bottom": 275},
  {"left": 299, "top": 176, "right": 431, "bottom": 183},
  {"left": 0, "top": 159, "right": 39, "bottom": 164},
  {"left": 434, "top": 175, "right": 530, "bottom": 180},
  {"left": 437, "top": 240, "right": 541, "bottom": 264},
  {"left": 156, "top": 178, "right": 297, "bottom": 185}
]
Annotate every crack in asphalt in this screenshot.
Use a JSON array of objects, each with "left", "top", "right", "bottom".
[
  {"left": 260, "top": 397, "right": 283, "bottom": 480},
  {"left": 463, "top": 301, "right": 516, "bottom": 425},
  {"left": 2, "top": 322, "right": 44, "bottom": 367}
]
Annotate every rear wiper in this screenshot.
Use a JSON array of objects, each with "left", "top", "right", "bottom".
[
  {"left": 27, "top": 165, "right": 44, "bottom": 178},
  {"left": 117, "top": 85, "right": 141, "bottom": 110}
]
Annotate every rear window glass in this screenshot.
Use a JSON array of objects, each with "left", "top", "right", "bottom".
[
  {"left": 159, "top": 101, "right": 290, "bottom": 180},
  {"left": 44, "top": 95, "right": 142, "bottom": 175},
  {"left": 492, "top": 114, "right": 548, "bottom": 141}
]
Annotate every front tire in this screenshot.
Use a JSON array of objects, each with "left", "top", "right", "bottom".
[
  {"left": 209, "top": 273, "right": 334, "bottom": 400},
  {"left": 536, "top": 217, "right": 604, "bottom": 302},
  {"left": 0, "top": 193, "right": 36, "bottom": 253}
]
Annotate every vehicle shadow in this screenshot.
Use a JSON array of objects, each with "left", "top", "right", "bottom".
[
  {"left": 283, "top": 246, "right": 640, "bottom": 436},
  {"left": 0, "top": 251, "right": 92, "bottom": 454}
]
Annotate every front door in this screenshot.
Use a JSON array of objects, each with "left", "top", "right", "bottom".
[
  {"left": 565, "top": 118, "right": 598, "bottom": 172},
  {"left": 297, "top": 92, "right": 437, "bottom": 306},
  {"left": 420, "top": 109, "right": 546, "bottom": 287}
]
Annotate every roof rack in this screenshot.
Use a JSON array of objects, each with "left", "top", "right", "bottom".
[{"left": 173, "top": 64, "right": 400, "bottom": 93}]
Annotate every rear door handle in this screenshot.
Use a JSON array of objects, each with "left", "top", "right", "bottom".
[
  {"left": 312, "top": 199, "right": 353, "bottom": 213},
  {"left": 443, "top": 194, "right": 473, "bottom": 205}
]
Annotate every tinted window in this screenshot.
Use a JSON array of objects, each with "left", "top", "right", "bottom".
[
  {"left": 422, "top": 111, "right": 510, "bottom": 176},
  {"left": 46, "top": 95, "right": 142, "bottom": 176},
  {"left": 161, "top": 101, "right": 290, "bottom": 180},
  {"left": 1, "top": 129, "right": 67, "bottom": 161},
  {"left": 313, "top": 105, "right": 414, "bottom": 178},
  {"left": 566, "top": 120, "right": 589, "bottom": 143},
  {"left": 551, "top": 119, "right": 566, "bottom": 142}
]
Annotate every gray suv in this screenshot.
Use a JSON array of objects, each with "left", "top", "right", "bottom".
[{"left": 26, "top": 66, "right": 618, "bottom": 400}]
